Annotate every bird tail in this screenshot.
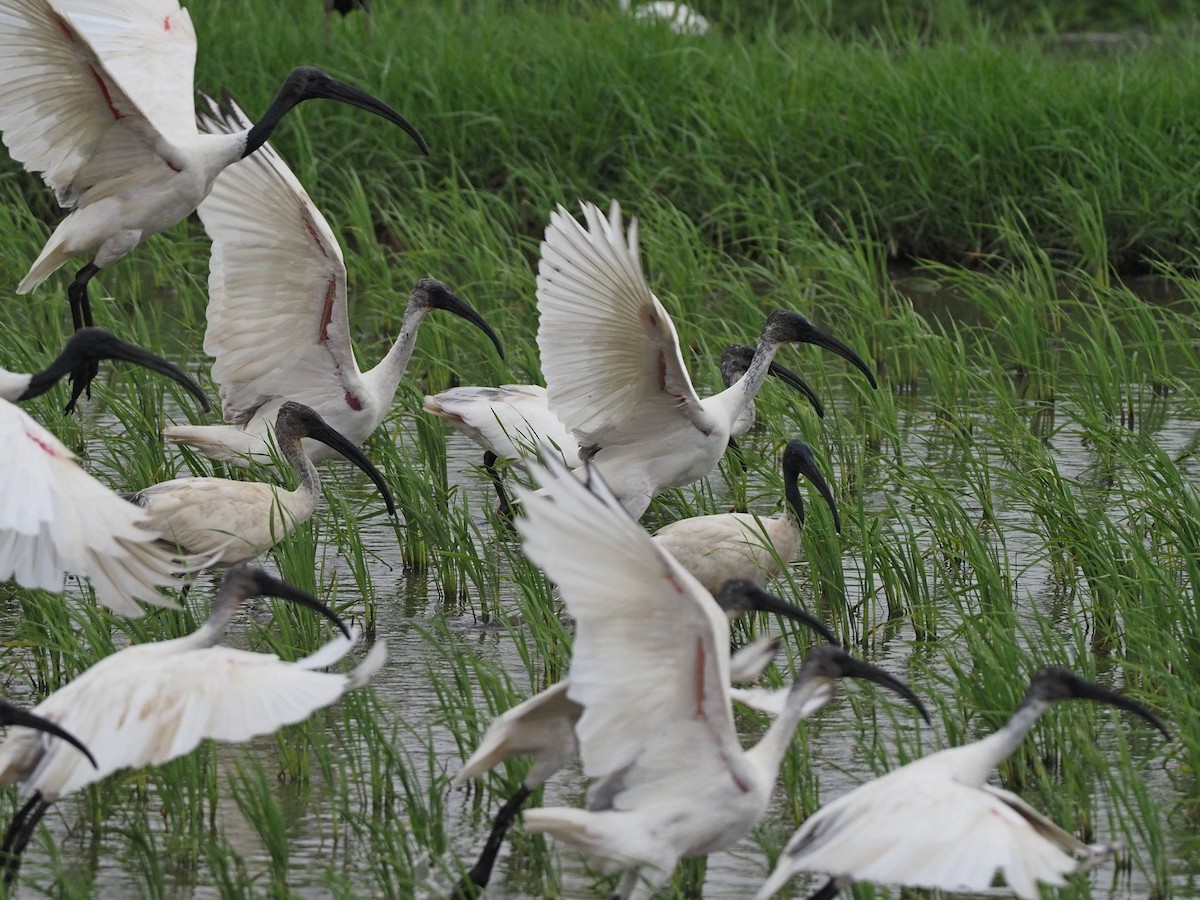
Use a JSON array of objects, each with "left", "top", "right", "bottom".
[{"left": 17, "top": 238, "right": 72, "bottom": 294}]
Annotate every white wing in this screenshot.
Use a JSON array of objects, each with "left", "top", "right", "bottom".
[
  {"left": 0, "top": 0, "right": 196, "bottom": 206},
  {"left": 758, "top": 763, "right": 1089, "bottom": 900},
  {"left": 513, "top": 454, "right": 742, "bottom": 809},
  {"left": 536, "top": 201, "right": 710, "bottom": 454},
  {"left": 423, "top": 384, "right": 582, "bottom": 466},
  {"left": 0, "top": 629, "right": 378, "bottom": 798},
  {"left": 195, "top": 95, "right": 362, "bottom": 423},
  {"left": 0, "top": 399, "right": 189, "bottom": 615},
  {"left": 452, "top": 680, "right": 582, "bottom": 788}
]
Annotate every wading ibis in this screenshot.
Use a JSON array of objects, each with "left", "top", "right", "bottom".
[
  {"left": 0, "top": 564, "right": 383, "bottom": 883},
  {"left": 162, "top": 93, "right": 501, "bottom": 466},
  {"left": 755, "top": 666, "right": 1170, "bottom": 900},
  {"left": 0, "top": 0, "right": 427, "bottom": 394},
  {"left": 129, "top": 401, "right": 396, "bottom": 564},
  {"left": 501, "top": 452, "right": 924, "bottom": 899},
  {"left": 536, "top": 201, "right": 875, "bottom": 519}
]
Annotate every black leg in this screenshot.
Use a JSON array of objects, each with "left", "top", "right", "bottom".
[
  {"left": 483, "top": 451, "right": 516, "bottom": 527},
  {"left": 65, "top": 263, "right": 102, "bottom": 409},
  {"left": 807, "top": 876, "right": 842, "bottom": 900},
  {"left": 1, "top": 792, "right": 49, "bottom": 885},
  {"left": 448, "top": 783, "right": 533, "bottom": 899}
]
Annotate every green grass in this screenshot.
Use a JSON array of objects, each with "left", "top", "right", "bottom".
[{"left": 0, "top": 0, "right": 1198, "bottom": 896}]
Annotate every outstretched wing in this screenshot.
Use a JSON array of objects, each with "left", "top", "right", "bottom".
[
  {"left": 0, "top": 399, "right": 191, "bottom": 615},
  {"left": 536, "top": 201, "right": 711, "bottom": 454},
  {"left": 513, "top": 453, "right": 743, "bottom": 809},
  {"left": 0, "top": 0, "right": 197, "bottom": 206},
  {"left": 196, "top": 92, "right": 363, "bottom": 423}
]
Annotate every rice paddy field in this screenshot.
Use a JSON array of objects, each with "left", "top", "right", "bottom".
[{"left": 1, "top": 0, "right": 1200, "bottom": 897}]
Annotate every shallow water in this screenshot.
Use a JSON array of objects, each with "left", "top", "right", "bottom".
[{"left": 2, "top": 376, "right": 1193, "bottom": 898}]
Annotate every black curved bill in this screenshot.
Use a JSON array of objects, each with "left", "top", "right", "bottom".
[
  {"left": 0, "top": 701, "right": 97, "bottom": 770},
  {"left": 297, "top": 67, "right": 429, "bottom": 154},
  {"left": 305, "top": 418, "right": 398, "bottom": 517},
  {"left": 799, "top": 322, "right": 878, "bottom": 390},
  {"left": 784, "top": 440, "right": 841, "bottom": 533},
  {"left": 249, "top": 569, "right": 352, "bottom": 639},
  {"left": 714, "top": 581, "right": 838, "bottom": 646},
  {"left": 1071, "top": 678, "right": 1172, "bottom": 740},
  {"left": 839, "top": 655, "right": 931, "bottom": 724},
  {"left": 21, "top": 327, "right": 212, "bottom": 413},
  {"left": 767, "top": 360, "right": 824, "bottom": 418},
  {"left": 437, "top": 292, "right": 505, "bottom": 359}
]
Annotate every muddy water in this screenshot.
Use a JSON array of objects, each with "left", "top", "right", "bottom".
[{"left": 5, "top": 385, "right": 1193, "bottom": 898}]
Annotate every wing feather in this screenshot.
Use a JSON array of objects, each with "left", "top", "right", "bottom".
[
  {"left": 513, "top": 454, "right": 741, "bottom": 806},
  {"left": 536, "top": 201, "right": 709, "bottom": 452},
  {"left": 0, "top": 400, "right": 192, "bottom": 615},
  {"left": 195, "top": 94, "right": 360, "bottom": 423},
  {"left": 0, "top": 630, "right": 376, "bottom": 798},
  {"left": 0, "top": 0, "right": 191, "bottom": 205}
]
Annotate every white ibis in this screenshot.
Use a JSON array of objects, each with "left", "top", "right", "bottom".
[
  {"left": 618, "top": 0, "right": 710, "bottom": 35},
  {"left": 497, "top": 452, "right": 924, "bottom": 899},
  {"left": 161, "top": 93, "right": 502, "bottom": 466},
  {"left": 1, "top": 326, "right": 210, "bottom": 413},
  {"left": 424, "top": 343, "right": 821, "bottom": 481},
  {"left": 449, "top": 581, "right": 838, "bottom": 896},
  {"left": 0, "top": 563, "right": 383, "bottom": 883},
  {"left": 0, "top": 0, "right": 427, "bottom": 392},
  {"left": 536, "top": 201, "right": 876, "bottom": 519},
  {"left": 425, "top": 343, "right": 819, "bottom": 523},
  {"left": 651, "top": 438, "right": 840, "bottom": 594},
  {"left": 755, "top": 667, "right": 1171, "bottom": 900},
  {"left": 128, "top": 401, "right": 396, "bottom": 564}
]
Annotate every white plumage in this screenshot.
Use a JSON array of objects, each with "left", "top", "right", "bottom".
[
  {"left": 163, "top": 95, "right": 501, "bottom": 466},
  {"left": 130, "top": 402, "right": 395, "bottom": 565},
  {"left": 506, "top": 453, "right": 923, "bottom": 900},
  {"left": 0, "top": 564, "right": 385, "bottom": 879},
  {"left": 651, "top": 438, "right": 839, "bottom": 593},
  {"left": 755, "top": 667, "right": 1170, "bottom": 900},
  {"left": 0, "top": 0, "right": 425, "bottom": 341},
  {"left": 0, "top": 397, "right": 194, "bottom": 615},
  {"left": 535, "top": 201, "right": 874, "bottom": 519}
]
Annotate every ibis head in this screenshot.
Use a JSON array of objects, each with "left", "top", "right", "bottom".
[
  {"left": 712, "top": 580, "right": 838, "bottom": 645},
  {"left": 722, "top": 344, "right": 824, "bottom": 418},
  {"left": 20, "top": 328, "right": 211, "bottom": 414},
  {"left": 275, "top": 402, "right": 397, "bottom": 516},
  {"left": 761, "top": 311, "right": 877, "bottom": 389},
  {"left": 245, "top": 66, "right": 429, "bottom": 159},
  {"left": 782, "top": 439, "right": 841, "bottom": 534},
  {"left": 795, "top": 645, "right": 931, "bottom": 724},
  {"left": 1025, "top": 667, "right": 1171, "bottom": 739},
  {"left": 0, "top": 701, "right": 96, "bottom": 771},
  {"left": 411, "top": 278, "right": 505, "bottom": 359},
  {"left": 220, "top": 563, "right": 351, "bottom": 639}
]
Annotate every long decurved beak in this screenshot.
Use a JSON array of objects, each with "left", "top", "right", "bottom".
[
  {"left": 785, "top": 440, "right": 841, "bottom": 533},
  {"left": 21, "top": 328, "right": 212, "bottom": 413},
  {"left": 1074, "top": 680, "right": 1172, "bottom": 740},
  {"left": 0, "top": 701, "right": 97, "bottom": 770},
  {"left": 302, "top": 69, "right": 429, "bottom": 155},
  {"left": 249, "top": 569, "right": 352, "bottom": 639},
  {"left": 439, "top": 292, "right": 505, "bottom": 359},
  {"left": 731, "top": 582, "right": 838, "bottom": 646},
  {"left": 838, "top": 656, "right": 931, "bottom": 724},
  {"left": 799, "top": 323, "right": 878, "bottom": 390},
  {"left": 304, "top": 419, "right": 398, "bottom": 517},
  {"left": 767, "top": 360, "right": 824, "bottom": 418}
]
